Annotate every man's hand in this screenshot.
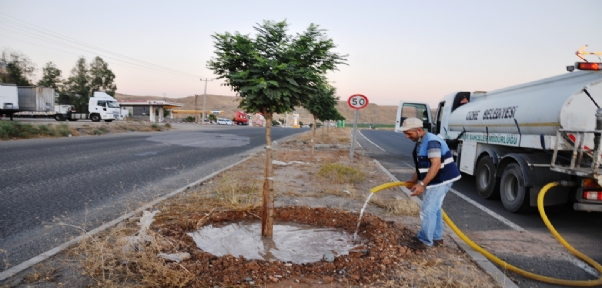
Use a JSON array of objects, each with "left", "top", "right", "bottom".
[{"left": 410, "top": 183, "right": 425, "bottom": 196}]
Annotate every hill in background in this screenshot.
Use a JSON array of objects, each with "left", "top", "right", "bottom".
[{"left": 115, "top": 93, "right": 398, "bottom": 125}]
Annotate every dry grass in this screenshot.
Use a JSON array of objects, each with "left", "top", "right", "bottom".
[
  {"left": 71, "top": 224, "right": 194, "bottom": 287},
  {"left": 379, "top": 255, "right": 495, "bottom": 287},
  {"left": 371, "top": 195, "right": 420, "bottom": 216},
  {"left": 317, "top": 163, "right": 366, "bottom": 184}
]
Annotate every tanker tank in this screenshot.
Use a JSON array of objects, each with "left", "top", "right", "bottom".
[{"left": 448, "top": 71, "right": 602, "bottom": 136}]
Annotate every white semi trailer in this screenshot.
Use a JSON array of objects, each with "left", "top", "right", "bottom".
[
  {"left": 396, "top": 61, "right": 602, "bottom": 213},
  {"left": 0, "top": 83, "right": 19, "bottom": 120}
]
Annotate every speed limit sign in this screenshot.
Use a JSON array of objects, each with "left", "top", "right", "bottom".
[{"left": 347, "top": 94, "right": 369, "bottom": 109}]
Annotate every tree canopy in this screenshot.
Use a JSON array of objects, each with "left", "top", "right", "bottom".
[
  {"left": 62, "top": 56, "right": 117, "bottom": 111},
  {"left": 37, "top": 62, "right": 63, "bottom": 90},
  {"left": 303, "top": 81, "right": 340, "bottom": 155},
  {"left": 304, "top": 82, "right": 339, "bottom": 122},
  {"left": 88, "top": 56, "right": 117, "bottom": 96},
  {"left": 0, "top": 50, "right": 35, "bottom": 86},
  {"left": 207, "top": 20, "right": 347, "bottom": 116}
]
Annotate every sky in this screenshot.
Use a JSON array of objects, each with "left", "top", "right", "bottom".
[{"left": 1, "top": 0, "right": 601, "bottom": 107}]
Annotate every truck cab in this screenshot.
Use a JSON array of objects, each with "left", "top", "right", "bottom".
[{"left": 88, "top": 92, "right": 120, "bottom": 122}]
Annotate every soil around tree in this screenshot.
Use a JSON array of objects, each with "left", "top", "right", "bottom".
[{"left": 154, "top": 206, "right": 415, "bottom": 287}]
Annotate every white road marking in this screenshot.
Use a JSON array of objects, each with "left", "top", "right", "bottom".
[
  {"left": 448, "top": 188, "right": 526, "bottom": 232},
  {"left": 358, "top": 130, "right": 386, "bottom": 152}
]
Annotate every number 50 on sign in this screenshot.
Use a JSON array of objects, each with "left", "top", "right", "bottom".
[{"left": 347, "top": 94, "right": 369, "bottom": 109}]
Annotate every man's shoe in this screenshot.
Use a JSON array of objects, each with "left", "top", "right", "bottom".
[
  {"left": 407, "top": 239, "right": 428, "bottom": 251},
  {"left": 434, "top": 239, "right": 443, "bottom": 247}
]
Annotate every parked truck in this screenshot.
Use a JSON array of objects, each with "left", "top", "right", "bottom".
[
  {"left": 54, "top": 91, "right": 120, "bottom": 122},
  {"left": 234, "top": 111, "right": 250, "bottom": 125},
  {"left": 9, "top": 88, "right": 120, "bottom": 122},
  {"left": 396, "top": 58, "right": 602, "bottom": 213}
]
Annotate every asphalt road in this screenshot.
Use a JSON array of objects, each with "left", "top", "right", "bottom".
[
  {"left": 0, "top": 125, "right": 306, "bottom": 272},
  {"left": 357, "top": 129, "right": 602, "bottom": 288}
]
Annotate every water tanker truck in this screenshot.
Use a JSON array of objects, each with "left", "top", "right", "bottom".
[{"left": 396, "top": 55, "right": 602, "bottom": 213}]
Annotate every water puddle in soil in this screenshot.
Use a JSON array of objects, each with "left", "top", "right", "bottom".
[{"left": 188, "top": 221, "right": 364, "bottom": 264}]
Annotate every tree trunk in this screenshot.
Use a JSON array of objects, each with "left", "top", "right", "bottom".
[
  {"left": 312, "top": 115, "right": 316, "bottom": 157},
  {"left": 261, "top": 110, "right": 275, "bottom": 238}
]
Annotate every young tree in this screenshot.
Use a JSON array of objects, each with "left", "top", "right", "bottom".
[
  {"left": 0, "top": 50, "right": 36, "bottom": 85},
  {"left": 303, "top": 82, "right": 339, "bottom": 156},
  {"left": 37, "top": 62, "right": 63, "bottom": 90},
  {"left": 89, "top": 56, "right": 117, "bottom": 96},
  {"left": 208, "top": 20, "right": 347, "bottom": 238}
]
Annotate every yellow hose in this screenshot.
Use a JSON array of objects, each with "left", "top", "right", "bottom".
[{"left": 371, "top": 181, "right": 602, "bottom": 286}]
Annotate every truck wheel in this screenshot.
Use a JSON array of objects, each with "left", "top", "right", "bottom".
[
  {"left": 475, "top": 156, "right": 499, "bottom": 199},
  {"left": 500, "top": 163, "right": 530, "bottom": 213},
  {"left": 90, "top": 114, "right": 101, "bottom": 122},
  {"left": 54, "top": 114, "right": 65, "bottom": 121}
]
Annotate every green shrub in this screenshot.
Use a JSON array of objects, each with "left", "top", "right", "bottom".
[
  {"left": 0, "top": 121, "right": 18, "bottom": 139},
  {"left": 317, "top": 163, "right": 366, "bottom": 184},
  {"left": 0, "top": 122, "right": 75, "bottom": 139},
  {"left": 165, "top": 123, "right": 171, "bottom": 128},
  {"left": 18, "top": 131, "right": 31, "bottom": 139},
  {"left": 55, "top": 124, "right": 71, "bottom": 137},
  {"left": 93, "top": 129, "right": 103, "bottom": 135},
  {"left": 21, "top": 123, "right": 40, "bottom": 135},
  {"left": 38, "top": 124, "right": 52, "bottom": 136},
  {"left": 151, "top": 123, "right": 162, "bottom": 131}
]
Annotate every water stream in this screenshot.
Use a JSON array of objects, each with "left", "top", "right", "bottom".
[{"left": 353, "top": 192, "right": 374, "bottom": 240}]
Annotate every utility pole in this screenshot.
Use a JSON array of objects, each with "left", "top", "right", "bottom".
[
  {"left": 194, "top": 94, "right": 199, "bottom": 123},
  {"left": 200, "top": 78, "right": 214, "bottom": 124}
]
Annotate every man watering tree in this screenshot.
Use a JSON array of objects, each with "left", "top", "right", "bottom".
[{"left": 399, "top": 117, "right": 461, "bottom": 250}]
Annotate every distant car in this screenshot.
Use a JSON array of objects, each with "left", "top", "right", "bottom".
[{"left": 217, "top": 118, "right": 233, "bottom": 125}]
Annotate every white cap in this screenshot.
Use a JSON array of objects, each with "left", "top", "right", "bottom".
[{"left": 398, "top": 117, "right": 423, "bottom": 132}]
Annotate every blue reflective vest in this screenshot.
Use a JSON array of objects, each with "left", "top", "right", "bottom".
[{"left": 412, "top": 132, "right": 461, "bottom": 187}]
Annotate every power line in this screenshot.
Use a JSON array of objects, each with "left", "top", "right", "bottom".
[
  {"left": 0, "top": 25, "right": 198, "bottom": 79},
  {"left": 0, "top": 12, "right": 203, "bottom": 79},
  {"left": 0, "top": 33, "right": 201, "bottom": 81},
  {"left": 0, "top": 13, "right": 201, "bottom": 77}
]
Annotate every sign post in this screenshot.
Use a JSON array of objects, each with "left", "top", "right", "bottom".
[{"left": 347, "top": 94, "right": 369, "bottom": 159}]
